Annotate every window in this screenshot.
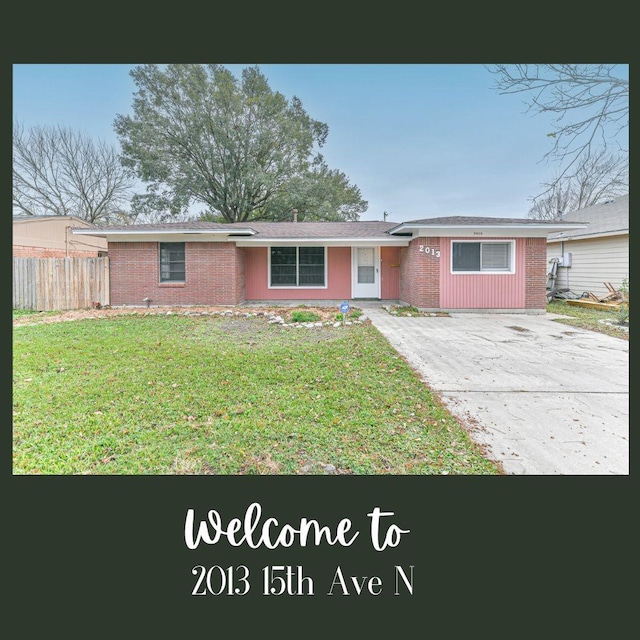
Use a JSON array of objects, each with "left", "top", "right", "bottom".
[
  {"left": 270, "top": 246, "right": 325, "bottom": 287},
  {"left": 159, "top": 242, "right": 185, "bottom": 282},
  {"left": 452, "top": 241, "right": 513, "bottom": 273}
]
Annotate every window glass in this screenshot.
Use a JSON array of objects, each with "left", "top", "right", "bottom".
[
  {"left": 270, "top": 247, "right": 325, "bottom": 287},
  {"left": 270, "top": 247, "right": 297, "bottom": 285},
  {"left": 481, "top": 243, "right": 511, "bottom": 270},
  {"left": 159, "top": 242, "right": 185, "bottom": 281},
  {"left": 452, "top": 242, "right": 512, "bottom": 272},
  {"left": 452, "top": 242, "right": 480, "bottom": 271}
]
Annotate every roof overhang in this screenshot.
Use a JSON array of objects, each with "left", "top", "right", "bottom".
[
  {"left": 388, "top": 222, "right": 588, "bottom": 238},
  {"left": 234, "top": 237, "right": 409, "bottom": 247},
  {"left": 547, "top": 228, "right": 628, "bottom": 243},
  {"left": 71, "top": 228, "right": 409, "bottom": 246},
  {"left": 71, "top": 228, "right": 257, "bottom": 242}
]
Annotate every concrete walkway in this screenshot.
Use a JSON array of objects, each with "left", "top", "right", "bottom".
[{"left": 361, "top": 305, "right": 629, "bottom": 475}]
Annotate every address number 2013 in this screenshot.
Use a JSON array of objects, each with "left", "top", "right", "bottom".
[{"left": 419, "top": 245, "right": 440, "bottom": 258}]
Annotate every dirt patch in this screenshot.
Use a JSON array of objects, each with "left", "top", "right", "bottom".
[{"left": 13, "top": 304, "right": 357, "bottom": 328}]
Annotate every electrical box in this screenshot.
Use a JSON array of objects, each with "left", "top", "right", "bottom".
[{"left": 562, "top": 252, "right": 572, "bottom": 267}]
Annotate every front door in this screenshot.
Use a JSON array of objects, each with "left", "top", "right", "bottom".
[{"left": 352, "top": 247, "right": 380, "bottom": 298}]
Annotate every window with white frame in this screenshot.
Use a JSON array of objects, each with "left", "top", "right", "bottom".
[
  {"left": 270, "top": 246, "right": 326, "bottom": 287},
  {"left": 451, "top": 241, "right": 513, "bottom": 273}
]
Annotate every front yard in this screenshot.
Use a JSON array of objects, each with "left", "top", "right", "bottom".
[
  {"left": 547, "top": 300, "right": 629, "bottom": 340},
  {"left": 13, "top": 309, "right": 500, "bottom": 475}
]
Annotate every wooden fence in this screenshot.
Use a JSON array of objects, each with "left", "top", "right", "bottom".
[{"left": 13, "top": 257, "right": 110, "bottom": 311}]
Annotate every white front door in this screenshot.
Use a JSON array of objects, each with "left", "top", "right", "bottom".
[{"left": 352, "top": 247, "right": 380, "bottom": 298}]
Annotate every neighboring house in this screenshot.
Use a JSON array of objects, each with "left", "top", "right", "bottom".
[
  {"left": 13, "top": 215, "right": 108, "bottom": 258},
  {"left": 547, "top": 194, "right": 629, "bottom": 299},
  {"left": 72, "top": 216, "right": 585, "bottom": 312}
]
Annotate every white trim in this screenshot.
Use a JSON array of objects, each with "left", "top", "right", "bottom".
[
  {"left": 450, "top": 239, "right": 516, "bottom": 274},
  {"left": 267, "top": 245, "right": 328, "bottom": 290},
  {"left": 390, "top": 222, "right": 587, "bottom": 237},
  {"left": 547, "top": 229, "right": 628, "bottom": 243},
  {"left": 237, "top": 237, "right": 408, "bottom": 247},
  {"left": 71, "top": 228, "right": 256, "bottom": 238}
]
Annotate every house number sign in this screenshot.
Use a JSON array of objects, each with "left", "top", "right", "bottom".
[{"left": 418, "top": 245, "right": 440, "bottom": 258}]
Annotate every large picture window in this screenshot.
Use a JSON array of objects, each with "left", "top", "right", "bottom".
[
  {"left": 452, "top": 241, "right": 513, "bottom": 273},
  {"left": 159, "top": 242, "right": 185, "bottom": 282},
  {"left": 270, "top": 246, "right": 325, "bottom": 287}
]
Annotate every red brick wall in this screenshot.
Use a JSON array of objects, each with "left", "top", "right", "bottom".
[
  {"left": 525, "top": 237, "right": 548, "bottom": 309},
  {"left": 13, "top": 245, "right": 103, "bottom": 258},
  {"left": 108, "top": 241, "right": 245, "bottom": 306},
  {"left": 399, "top": 237, "right": 440, "bottom": 308}
]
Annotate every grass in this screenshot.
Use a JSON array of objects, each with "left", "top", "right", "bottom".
[
  {"left": 13, "top": 309, "right": 58, "bottom": 319},
  {"left": 13, "top": 313, "right": 500, "bottom": 475},
  {"left": 546, "top": 300, "right": 629, "bottom": 340},
  {"left": 290, "top": 310, "right": 321, "bottom": 323},
  {"left": 384, "top": 305, "right": 449, "bottom": 317}
]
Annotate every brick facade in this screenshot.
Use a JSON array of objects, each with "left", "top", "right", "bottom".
[
  {"left": 524, "top": 237, "right": 548, "bottom": 310},
  {"left": 108, "top": 241, "right": 245, "bottom": 306},
  {"left": 399, "top": 237, "right": 440, "bottom": 308},
  {"left": 106, "top": 234, "right": 550, "bottom": 311}
]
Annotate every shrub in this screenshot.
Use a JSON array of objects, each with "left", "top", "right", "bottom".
[
  {"left": 290, "top": 310, "right": 321, "bottom": 323},
  {"left": 615, "top": 277, "right": 629, "bottom": 325},
  {"left": 335, "top": 308, "right": 363, "bottom": 321}
]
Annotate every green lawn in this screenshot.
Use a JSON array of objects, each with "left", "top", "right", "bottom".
[
  {"left": 13, "top": 314, "right": 500, "bottom": 475},
  {"left": 546, "top": 300, "right": 629, "bottom": 340}
]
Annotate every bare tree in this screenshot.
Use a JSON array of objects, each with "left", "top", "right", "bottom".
[
  {"left": 487, "top": 64, "right": 629, "bottom": 191},
  {"left": 528, "top": 150, "right": 628, "bottom": 220},
  {"left": 13, "top": 123, "right": 135, "bottom": 224}
]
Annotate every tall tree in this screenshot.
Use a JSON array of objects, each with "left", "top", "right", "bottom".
[
  {"left": 528, "top": 150, "right": 628, "bottom": 220},
  {"left": 487, "top": 64, "right": 629, "bottom": 194},
  {"left": 114, "top": 64, "right": 367, "bottom": 223},
  {"left": 13, "top": 123, "right": 135, "bottom": 224}
]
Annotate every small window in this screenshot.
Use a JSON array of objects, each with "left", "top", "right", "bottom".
[
  {"left": 159, "top": 242, "right": 185, "bottom": 282},
  {"left": 452, "top": 241, "right": 512, "bottom": 273},
  {"left": 270, "top": 246, "right": 325, "bottom": 287}
]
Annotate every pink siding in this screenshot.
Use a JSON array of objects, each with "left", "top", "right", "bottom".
[
  {"left": 440, "top": 237, "right": 526, "bottom": 309},
  {"left": 244, "top": 246, "right": 352, "bottom": 300},
  {"left": 380, "top": 246, "right": 400, "bottom": 300}
]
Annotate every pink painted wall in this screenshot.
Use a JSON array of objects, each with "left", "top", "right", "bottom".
[
  {"left": 244, "top": 246, "right": 352, "bottom": 300},
  {"left": 381, "top": 246, "right": 400, "bottom": 300},
  {"left": 439, "top": 237, "right": 526, "bottom": 309}
]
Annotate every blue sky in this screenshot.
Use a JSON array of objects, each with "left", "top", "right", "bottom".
[{"left": 12, "top": 63, "right": 623, "bottom": 223}]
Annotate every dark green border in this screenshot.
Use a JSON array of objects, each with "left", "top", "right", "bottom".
[{"left": 6, "top": 10, "right": 634, "bottom": 634}]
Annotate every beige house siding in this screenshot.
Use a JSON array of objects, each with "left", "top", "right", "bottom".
[
  {"left": 13, "top": 216, "right": 107, "bottom": 257},
  {"left": 547, "top": 234, "right": 628, "bottom": 298}
]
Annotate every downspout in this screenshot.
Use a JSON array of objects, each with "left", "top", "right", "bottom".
[{"left": 65, "top": 225, "right": 71, "bottom": 258}]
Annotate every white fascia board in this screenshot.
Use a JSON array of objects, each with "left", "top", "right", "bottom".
[
  {"left": 71, "top": 229, "right": 256, "bottom": 241},
  {"left": 390, "top": 223, "right": 588, "bottom": 238},
  {"left": 547, "top": 228, "right": 628, "bottom": 243},
  {"left": 234, "top": 237, "right": 410, "bottom": 247}
]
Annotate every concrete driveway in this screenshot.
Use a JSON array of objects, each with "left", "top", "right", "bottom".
[{"left": 362, "top": 307, "right": 629, "bottom": 475}]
